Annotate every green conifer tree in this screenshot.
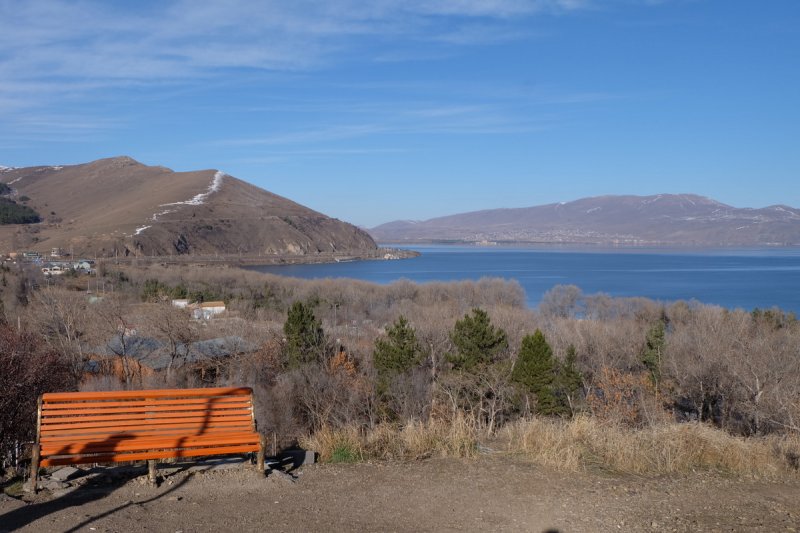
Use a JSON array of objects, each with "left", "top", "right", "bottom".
[
  {"left": 373, "top": 315, "right": 423, "bottom": 394},
  {"left": 283, "top": 301, "right": 324, "bottom": 368},
  {"left": 512, "top": 329, "right": 559, "bottom": 415},
  {"left": 555, "top": 344, "right": 583, "bottom": 415},
  {"left": 448, "top": 308, "right": 508, "bottom": 372},
  {"left": 642, "top": 320, "right": 666, "bottom": 387}
]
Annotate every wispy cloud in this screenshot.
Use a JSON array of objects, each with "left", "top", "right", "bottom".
[
  {"left": 208, "top": 103, "right": 554, "bottom": 150},
  {"left": 0, "top": 0, "right": 656, "bottom": 144},
  {"left": 233, "top": 148, "right": 407, "bottom": 164},
  {"left": 215, "top": 124, "right": 389, "bottom": 146},
  {"left": 0, "top": 1, "right": 594, "bottom": 94}
]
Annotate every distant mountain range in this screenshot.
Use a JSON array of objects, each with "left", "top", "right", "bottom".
[
  {"left": 369, "top": 194, "right": 800, "bottom": 246},
  {"left": 0, "top": 156, "right": 376, "bottom": 257}
]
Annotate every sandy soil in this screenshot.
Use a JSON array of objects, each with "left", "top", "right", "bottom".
[{"left": 2, "top": 458, "right": 799, "bottom": 532}]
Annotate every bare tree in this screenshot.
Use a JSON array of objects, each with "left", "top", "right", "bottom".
[
  {"left": 539, "top": 284, "right": 583, "bottom": 319},
  {"left": 90, "top": 295, "right": 137, "bottom": 388},
  {"left": 26, "top": 287, "right": 91, "bottom": 379},
  {"left": 143, "top": 303, "right": 196, "bottom": 382},
  {"left": 0, "top": 323, "right": 75, "bottom": 469}
]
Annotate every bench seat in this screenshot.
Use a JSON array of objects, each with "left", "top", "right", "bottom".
[{"left": 30, "top": 387, "right": 266, "bottom": 490}]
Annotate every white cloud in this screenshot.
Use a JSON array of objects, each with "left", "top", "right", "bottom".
[
  {"left": 0, "top": 0, "right": 650, "bottom": 143},
  {"left": 0, "top": 1, "right": 593, "bottom": 90}
]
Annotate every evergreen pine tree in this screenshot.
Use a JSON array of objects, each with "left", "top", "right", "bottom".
[
  {"left": 283, "top": 301, "right": 324, "bottom": 368},
  {"left": 448, "top": 308, "right": 508, "bottom": 372},
  {"left": 642, "top": 319, "right": 666, "bottom": 386},
  {"left": 555, "top": 344, "right": 583, "bottom": 415},
  {"left": 374, "top": 316, "right": 422, "bottom": 376},
  {"left": 512, "top": 329, "right": 559, "bottom": 415},
  {"left": 373, "top": 315, "right": 423, "bottom": 394}
]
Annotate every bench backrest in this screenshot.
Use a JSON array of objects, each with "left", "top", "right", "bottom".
[{"left": 37, "top": 387, "right": 259, "bottom": 467}]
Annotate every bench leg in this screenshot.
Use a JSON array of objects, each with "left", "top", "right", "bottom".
[
  {"left": 257, "top": 434, "right": 267, "bottom": 475},
  {"left": 29, "top": 445, "right": 40, "bottom": 494},
  {"left": 148, "top": 460, "right": 158, "bottom": 486}
]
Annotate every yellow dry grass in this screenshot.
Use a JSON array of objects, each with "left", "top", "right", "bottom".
[
  {"left": 503, "top": 416, "right": 800, "bottom": 478},
  {"left": 300, "top": 414, "right": 478, "bottom": 463},
  {"left": 302, "top": 415, "right": 800, "bottom": 479}
]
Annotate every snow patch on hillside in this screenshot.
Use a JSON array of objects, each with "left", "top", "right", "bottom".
[
  {"left": 770, "top": 206, "right": 800, "bottom": 218},
  {"left": 132, "top": 171, "right": 228, "bottom": 236},
  {"left": 159, "top": 171, "right": 226, "bottom": 209},
  {"left": 642, "top": 195, "right": 664, "bottom": 205},
  {"left": 4, "top": 165, "right": 63, "bottom": 181}
]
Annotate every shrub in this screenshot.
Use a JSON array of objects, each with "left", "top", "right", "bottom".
[
  {"left": 0, "top": 324, "right": 76, "bottom": 468},
  {"left": 331, "top": 444, "right": 361, "bottom": 463}
]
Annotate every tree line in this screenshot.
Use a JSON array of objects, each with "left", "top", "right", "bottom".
[{"left": 1, "top": 262, "right": 799, "bottom": 469}]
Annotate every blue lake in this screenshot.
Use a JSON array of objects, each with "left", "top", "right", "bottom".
[{"left": 246, "top": 245, "right": 800, "bottom": 312}]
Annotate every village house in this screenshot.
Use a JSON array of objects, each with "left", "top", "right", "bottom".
[
  {"left": 192, "top": 301, "right": 226, "bottom": 320},
  {"left": 72, "top": 259, "right": 93, "bottom": 272}
]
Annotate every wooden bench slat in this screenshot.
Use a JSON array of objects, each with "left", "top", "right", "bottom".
[
  {"left": 40, "top": 444, "right": 261, "bottom": 467},
  {"left": 41, "top": 433, "right": 261, "bottom": 455},
  {"left": 40, "top": 424, "right": 254, "bottom": 443},
  {"left": 40, "top": 422, "right": 255, "bottom": 436},
  {"left": 44, "top": 405, "right": 252, "bottom": 416},
  {"left": 42, "top": 398, "right": 251, "bottom": 411},
  {"left": 41, "top": 415, "right": 254, "bottom": 432},
  {"left": 42, "top": 387, "right": 253, "bottom": 402},
  {"left": 43, "top": 395, "right": 250, "bottom": 405},
  {"left": 41, "top": 409, "right": 252, "bottom": 424},
  {"left": 40, "top": 426, "right": 256, "bottom": 442},
  {"left": 41, "top": 432, "right": 261, "bottom": 453},
  {"left": 42, "top": 411, "right": 252, "bottom": 431}
]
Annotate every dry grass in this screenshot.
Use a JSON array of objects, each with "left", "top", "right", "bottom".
[
  {"left": 502, "top": 416, "right": 800, "bottom": 479},
  {"left": 302, "top": 415, "right": 800, "bottom": 479},
  {"left": 300, "top": 414, "right": 478, "bottom": 463}
]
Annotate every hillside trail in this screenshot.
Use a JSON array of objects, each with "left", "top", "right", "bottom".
[{"left": 1, "top": 457, "right": 798, "bottom": 532}]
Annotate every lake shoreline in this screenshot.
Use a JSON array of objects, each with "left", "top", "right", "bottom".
[{"left": 245, "top": 245, "right": 800, "bottom": 313}]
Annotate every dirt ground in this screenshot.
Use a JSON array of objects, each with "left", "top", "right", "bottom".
[{"left": 2, "top": 457, "right": 799, "bottom": 532}]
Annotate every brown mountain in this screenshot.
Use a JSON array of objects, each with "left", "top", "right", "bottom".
[
  {"left": 0, "top": 156, "right": 376, "bottom": 257},
  {"left": 370, "top": 194, "right": 800, "bottom": 246}
]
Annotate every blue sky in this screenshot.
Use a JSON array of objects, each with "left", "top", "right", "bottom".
[{"left": 0, "top": 1, "right": 798, "bottom": 227}]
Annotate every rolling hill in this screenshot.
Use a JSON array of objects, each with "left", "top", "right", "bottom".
[
  {"left": 0, "top": 156, "right": 376, "bottom": 257},
  {"left": 370, "top": 194, "right": 800, "bottom": 246}
]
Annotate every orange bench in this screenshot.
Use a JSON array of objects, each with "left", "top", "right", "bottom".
[{"left": 29, "top": 387, "right": 266, "bottom": 491}]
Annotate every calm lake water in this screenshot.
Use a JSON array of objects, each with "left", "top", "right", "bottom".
[{"left": 246, "top": 245, "right": 800, "bottom": 312}]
